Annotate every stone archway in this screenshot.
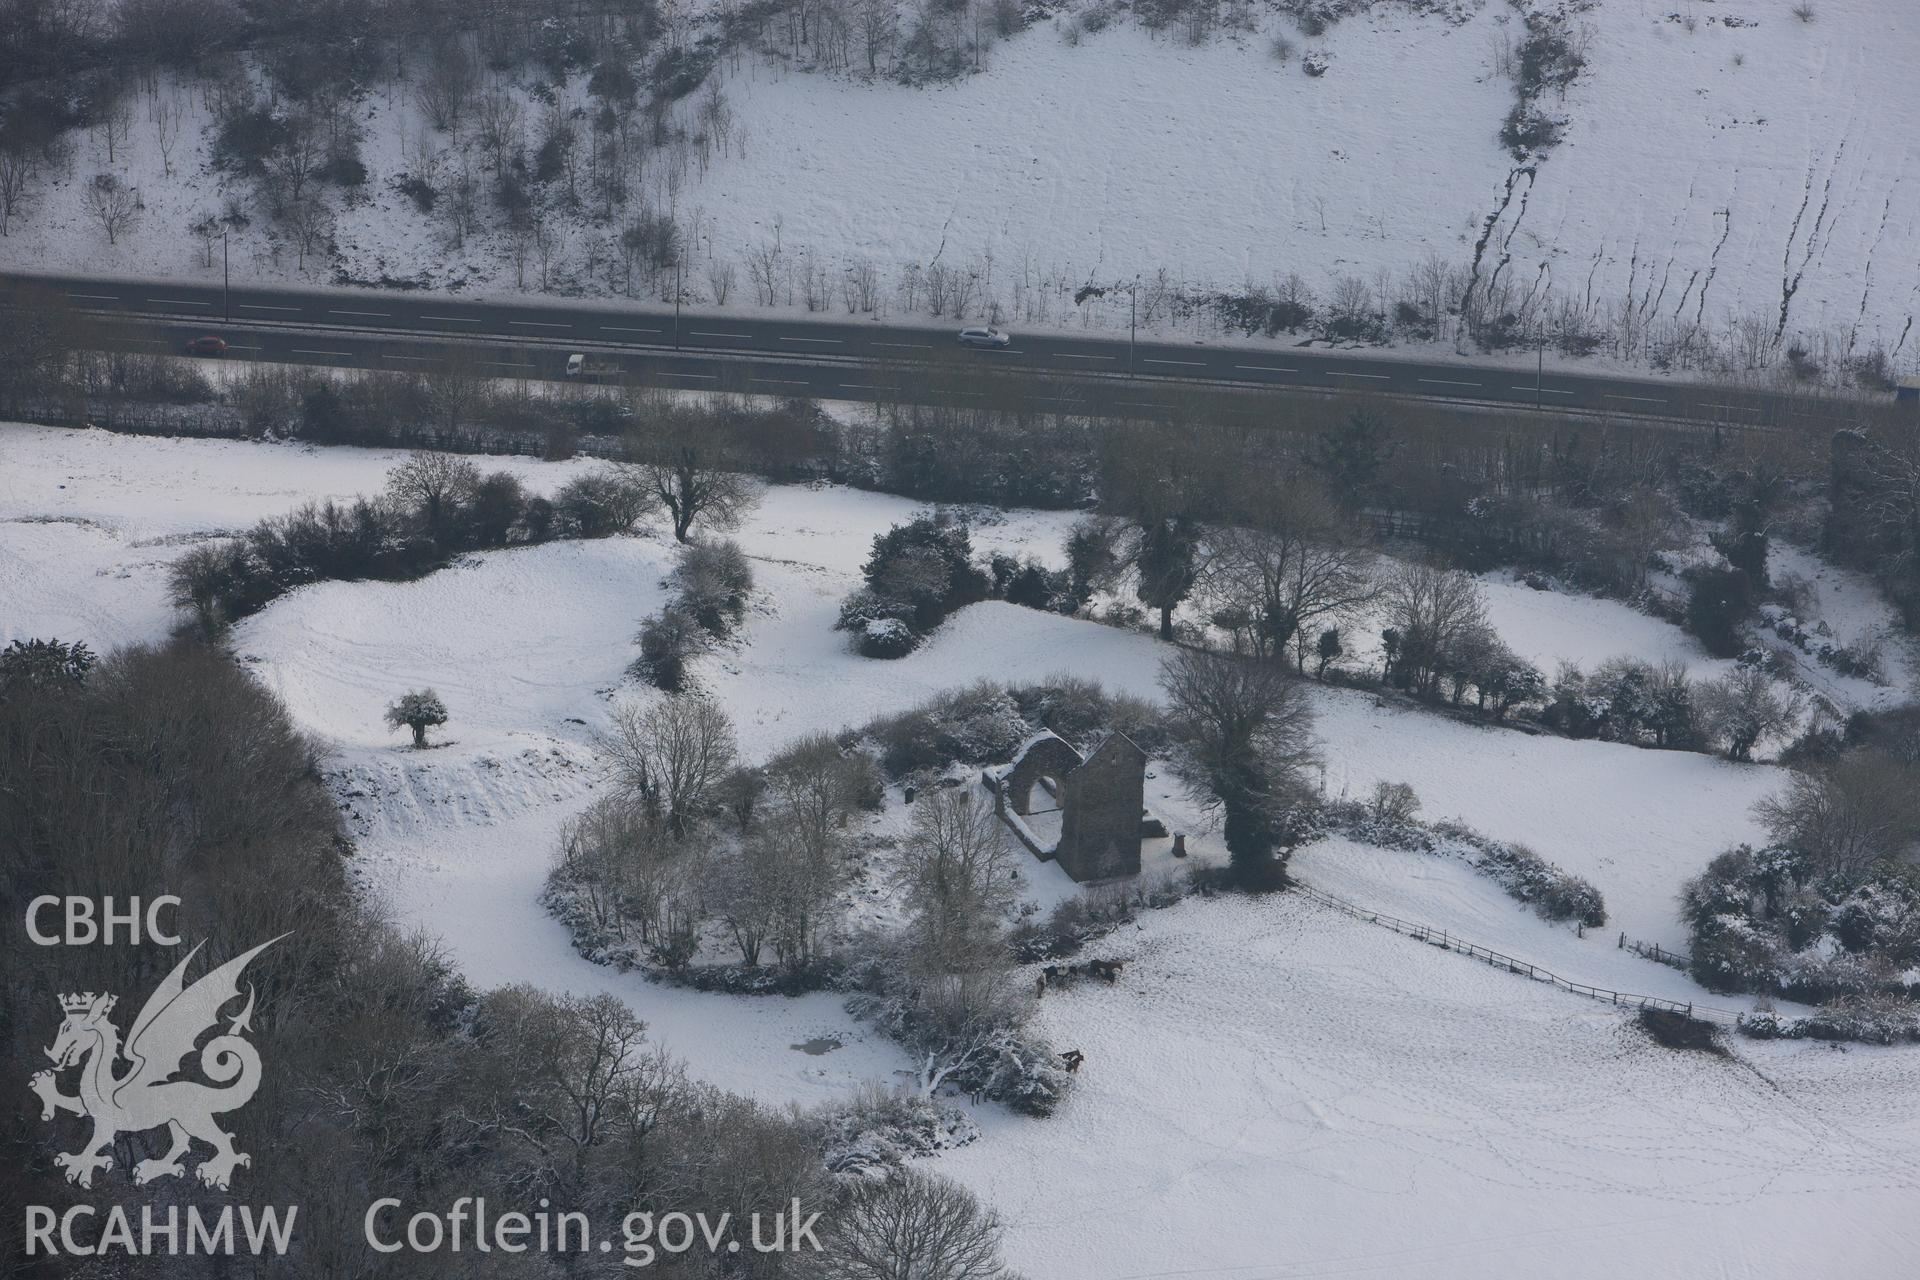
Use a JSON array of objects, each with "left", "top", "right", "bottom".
[
  {"left": 1001, "top": 734, "right": 1085, "bottom": 817},
  {"left": 988, "top": 731, "right": 1148, "bottom": 883}
]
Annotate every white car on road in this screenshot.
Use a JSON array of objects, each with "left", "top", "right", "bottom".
[{"left": 957, "top": 326, "right": 1011, "bottom": 349}]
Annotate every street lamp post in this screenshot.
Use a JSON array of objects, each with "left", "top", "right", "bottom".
[
  {"left": 673, "top": 255, "right": 683, "bottom": 351},
  {"left": 221, "top": 230, "right": 230, "bottom": 323},
  {"left": 1128, "top": 274, "right": 1139, "bottom": 375}
]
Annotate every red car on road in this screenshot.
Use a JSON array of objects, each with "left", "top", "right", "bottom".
[{"left": 184, "top": 335, "right": 229, "bottom": 356}]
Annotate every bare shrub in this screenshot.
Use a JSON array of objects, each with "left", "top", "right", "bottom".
[{"left": 705, "top": 256, "right": 736, "bottom": 304}]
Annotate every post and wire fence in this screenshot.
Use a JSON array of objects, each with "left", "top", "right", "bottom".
[
  {"left": 1617, "top": 933, "right": 1692, "bottom": 972},
  {"left": 1291, "top": 882, "right": 1744, "bottom": 1025}
]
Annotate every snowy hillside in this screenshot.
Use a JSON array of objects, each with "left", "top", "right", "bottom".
[
  {"left": 0, "top": 419, "right": 1796, "bottom": 977},
  {"left": 2, "top": 1, "right": 1915, "bottom": 377},
  {"left": 0, "top": 419, "right": 1858, "bottom": 960},
  {"left": 9, "top": 0, "right": 1920, "bottom": 1257},
  {"left": 9, "top": 421, "right": 1920, "bottom": 1277}
]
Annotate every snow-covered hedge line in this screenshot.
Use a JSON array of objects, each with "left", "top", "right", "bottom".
[
  {"left": 540, "top": 871, "right": 650, "bottom": 972},
  {"left": 1683, "top": 844, "right": 1920, "bottom": 1008},
  {"left": 1009, "top": 871, "right": 1199, "bottom": 963},
  {"left": 845, "top": 985, "right": 1071, "bottom": 1118},
  {"left": 171, "top": 454, "right": 651, "bottom": 627},
  {"left": 1737, "top": 996, "right": 1920, "bottom": 1047},
  {"left": 1318, "top": 797, "right": 1608, "bottom": 928},
  {"left": 542, "top": 863, "right": 849, "bottom": 992},
  {"left": 836, "top": 512, "right": 1075, "bottom": 659},
  {"left": 631, "top": 539, "right": 756, "bottom": 691},
  {"left": 821, "top": 1086, "right": 980, "bottom": 1178}
]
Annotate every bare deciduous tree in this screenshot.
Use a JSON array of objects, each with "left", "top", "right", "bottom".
[
  {"left": 800, "top": 247, "right": 830, "bottom": 311},
  {"left": 856, "top": 0, "right": 899, "bottom": 74},
  {"left": 820, "top": 1167, "right": 1015, "bottom": 1280},
  {"left": 534, "top": 221, "right": 567, "bottom": 291},
  {"left": 925, "top": 262, "right": 955, "bottom": 316},
  {"left": 705, "top": 256, "right": 736, "bottom": 304},
  {"left": 1696, "top": 667, "right": 1801, "bottom": 762},
  {"left": 418, "top": 346, "right": 488, "bottom": 439},
  {"left": 444, "top": 159, "right": 478, "bottom": 248},
  {"left": 626, "top": 420, "right": 760, "bottom": 543},
  {"left": 1200, "top": 485, "right": 1375, "bottom": 669},
  {"left": 600, "top": 696, "right": 738, "bottom": 836},
  {"left": 94, "top": 96, "right": 133, "bottom": 166},
  {"left": 1847, "top": 423, "right": 1920, "bottom": 585},
  {"left": 696, "top": 79, "right": 735, "bottom": 156},
  {"left": 418, "top": 37, "right": 478, "bottom": 136},
  {"left": 83, "top": 173, "right": 138, "bottom": 245},
  {"left": 474, "top": 86, "right": 524, "bottom": 173},
  {"left": 285, "top": 195, "right": 332, "bottom": 270},
  {"left": 151, "top": 93, "right": 182, "bottom": 177},
  {"left": 843, "top": 257, "right": 879, "bottom": 313},
  {"left": 1755, "top": 751, "right": 1920, "bottom": 882},
  {"left": 0, "top": 282, "right": 87, "bottom": 415},
  {"left": 385, "top": 448, "right": 480, "bottom": 534},
  {"left": 1610, "top": 485, "right": 1686, "bottom": 593},
  {"left": 714, "top": 733, "right": 873, "bottom": 967},
  {"left": 268, "top": 111, "right": 325, "bottom": 210},
  {"left": 893, "top": 788, "right": 1015, "bottom": 976},
  {"left": 0, "top": 145, "right": 34, "bottom": 234},
  {"left": 189, "top": 212, "right": 224, "bottom": 267},
  {"left": 704, "top": 834, "right": 779, "bottom": 966},
  {"left": 709, "top": 801, "right": 849, "bottom": 969},
  {"left": 1379, "top": 560, "right": 1489, "bottom": 698},
  {"left": 508, "top": 220, "right": 535, "bottom": 289},
  {"left": 899, "top": 970, "right": 1033, "bottom": 1099},
  {"left": 765, "top": 733, "right": 872, "bottom": 837},
  {"left": 554, "top": 794, "right": 700, "bottom": 947},
  {"left": 473, "top": 986, "right": 669, "bottom": 1184},
  {"left": 746, "top": 224, "right": 785, "bottom": 306}
]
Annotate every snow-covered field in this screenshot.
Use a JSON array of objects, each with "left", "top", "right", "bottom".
[
  {"left": 9, "top": 422, "right": 1920, "bottom": 1277},
  {"left": 0, "top": 419, "right": 1849, "bottom": 945},
  {"left": 3, "top": 1, "right": 1915, "bottom": 375},
  {"left": 0, "top": 426, "right": 601, "bottom": 650},
  {"left": 941, "top": 890, "right": 1920, "bottom": 1280}
]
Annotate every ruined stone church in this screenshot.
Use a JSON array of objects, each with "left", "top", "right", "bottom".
[{"left": 985, "top": 730, "right": 1150, "bottom": 882}]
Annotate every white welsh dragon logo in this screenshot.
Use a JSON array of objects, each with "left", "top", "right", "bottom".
[{"left": 30, "top": 936, "right": 284, "bottom": 1191}]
